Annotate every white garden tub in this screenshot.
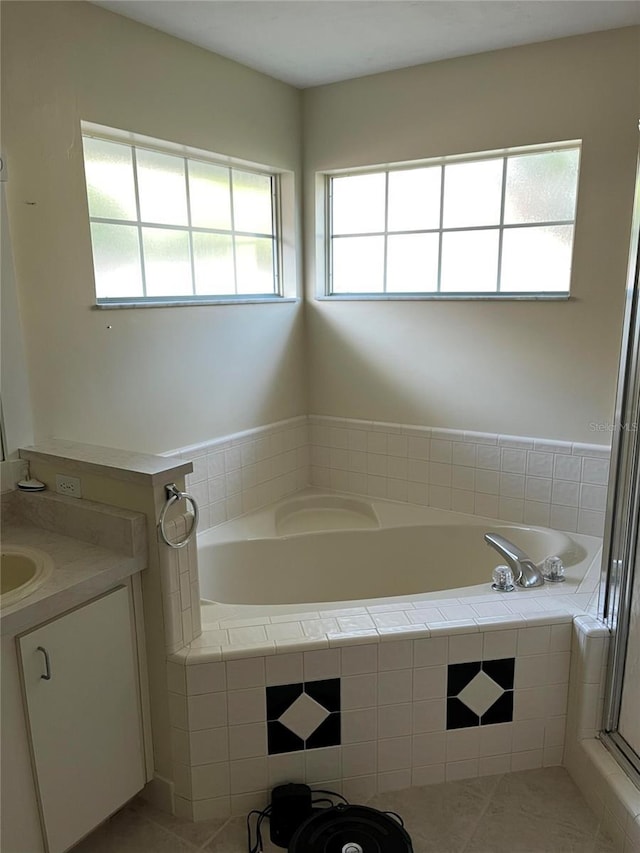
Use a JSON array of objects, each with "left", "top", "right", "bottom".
[{"left": 198, "top": 492, "right": 588, "bottom": 607}]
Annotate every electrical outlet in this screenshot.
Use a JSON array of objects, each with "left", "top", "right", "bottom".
[{"left": 55, "top": 474, "right": 82, "bottom": 498}]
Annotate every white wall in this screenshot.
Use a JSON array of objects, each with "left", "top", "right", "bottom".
[
  {"left": 302, "top": 28, "right": 640, "bottom": 444},
  {"left": 1, "top": 185, "right": 34, "bottom": 455},
  {"left": 1, "top": 0, "right": 306, "bottom": 453},
  {"left": 3, "top": 8, "right": 638, "bottom": 456}
]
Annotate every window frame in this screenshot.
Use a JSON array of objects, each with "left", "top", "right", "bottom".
[
  {"left": 81, "top": 122, "right": 297, "bottom": 308},
  {"left": 320, "top": 140, "right": 581, "bottom": 301}
]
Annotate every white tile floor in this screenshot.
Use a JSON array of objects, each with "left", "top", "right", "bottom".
[{"left": 72, "top": 767, "right": 616, "bottom": 853}]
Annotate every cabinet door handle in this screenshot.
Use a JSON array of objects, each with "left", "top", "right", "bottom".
[{"left": 37, "top": 646, "right": 52, "bottom": 681}]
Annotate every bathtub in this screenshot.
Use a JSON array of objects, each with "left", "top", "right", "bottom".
[
  {"left": 197, "top": 491, "right": 591, "bottom": 610},
  {"left": 175, "top": 495, "right": 604, "bottom": 821}
]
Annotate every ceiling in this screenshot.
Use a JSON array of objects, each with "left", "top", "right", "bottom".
[{"left": 92, "top": 0, "right": 640, "bottom": 88}]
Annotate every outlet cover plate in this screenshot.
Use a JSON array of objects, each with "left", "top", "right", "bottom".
[{"left": 55, "top": 474, "right": 82, "bottom": 499}]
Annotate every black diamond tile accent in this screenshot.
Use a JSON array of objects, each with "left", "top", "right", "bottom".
[
  {"left": 483, "top": 658, "right": 515, "bottom": 691},
  {"left": 266, "top": 683, "right": 303, "bottom": 721},
  {"left": 268, "top": 721, "right": 305, "bottom": 755},
  {"left": 266, "top": 679, "right": 342, "bottom": 754},
  {"left": 446, "top": 658, "right": 516, "bottom": 730},
  {"left": 447, "top": 661, "right": 481, "bottom": 697},
  {"left": 305, "top": 678, "right": 341, "bottom": 713},
  {"left": 447, "top": 698, "right": 480, "bottom": 730},
  {"left": 305, "top": 713, "right": 341, "bottom": 749},
  {"left": 481, "top": 690, "right": 514, "bottom": 726}
]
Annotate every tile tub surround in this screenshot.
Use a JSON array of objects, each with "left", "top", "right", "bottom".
[
  {"left": 163, "top": 417, "right": 309, "bottom": 532},
  {"left": 163, "top": 414, "right": 610, "bottom": 537},
  {"left": 166, "top": 623, "right": 578, "bottom": 821},
  {"left": 157, "top": 420, "right": 620, "bottom": 826},
  {"left": 162, "top": 499, "right": 604, "bottom": 818},
  {"left": 308, "top": 415, "right": 611, "bottom": 537},
  {"left": 158, "top": 514, "right": 202, "bottom": 654}
]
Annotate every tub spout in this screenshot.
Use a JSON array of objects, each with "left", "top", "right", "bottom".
[{"left": 484, "top": 533, "right": 545, "bottom": 588}]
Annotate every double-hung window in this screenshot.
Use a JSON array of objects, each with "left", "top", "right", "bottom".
[
  {"left": 326, "top": 141, "right": 581, "bottom": 298},
  {"left": 82, "top": 127, "right": 284, "bottom": 305}
]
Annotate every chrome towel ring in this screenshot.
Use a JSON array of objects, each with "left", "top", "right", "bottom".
[{"left": 159, "top": 483, "right": 199, "bottom": 549}]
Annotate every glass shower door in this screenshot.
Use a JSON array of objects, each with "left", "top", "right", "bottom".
[
  {"left": 600, "top": 149, "right": 640, "bottom": 782},
  {"left": 617, "top": 549, "right": 640, "bottom": 759}
]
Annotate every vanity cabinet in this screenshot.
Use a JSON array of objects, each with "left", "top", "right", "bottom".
[{"left": 18, "top": 585, "right": 146, "bottom": 853}]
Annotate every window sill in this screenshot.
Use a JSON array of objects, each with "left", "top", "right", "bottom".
[
  {"left": 317, "top": 293, "right": 571, "bottom": 302},
  {"left": 93, "top": 297, "right": 299, "bottom": 309}
]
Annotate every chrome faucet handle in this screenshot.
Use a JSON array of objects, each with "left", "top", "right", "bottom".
[
  {"left": 543, "top": 555, "right": 565, "bottom": 582},
  {"left": 491, "top": 565, "right": 515, "bottom": 592}
]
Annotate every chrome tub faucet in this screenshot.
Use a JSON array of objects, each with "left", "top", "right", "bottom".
[{"left": 484, "top": 532, "right": 545, "bottom": 588}]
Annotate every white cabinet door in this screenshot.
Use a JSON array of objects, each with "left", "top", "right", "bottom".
[{"left": 19, "top": 586, "right": 145, "bottom": 853}]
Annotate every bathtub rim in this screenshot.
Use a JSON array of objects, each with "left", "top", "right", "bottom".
[{"left": 170, "top": 490, "right": 605, "bottom": 667}]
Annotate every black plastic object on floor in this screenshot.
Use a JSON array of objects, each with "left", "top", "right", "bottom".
[
  {"left": 288, "top": 803, "right": 414, "bottom": 852},
  {"left": 269, "top": 783, "right": 313, "bottom": 848}
]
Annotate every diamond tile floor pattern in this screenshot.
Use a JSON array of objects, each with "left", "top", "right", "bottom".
[{"left": 71, "top": 767, "right": 616, "bottom": 853}]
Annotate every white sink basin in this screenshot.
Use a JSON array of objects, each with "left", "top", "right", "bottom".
[{"left": 0, "top": 545, "right": 54, "bottom": 607}]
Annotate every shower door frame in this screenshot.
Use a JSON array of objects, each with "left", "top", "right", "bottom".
[{"left": 599, "top": 148, "right": 640, "bottom": 785}]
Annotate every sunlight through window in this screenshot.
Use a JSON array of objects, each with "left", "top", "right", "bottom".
[
  {"left": 327, "top": 143, "right": 580, "bottom": 297},
  {"left": 82, "top": 133, "right": 281, "bottom": 303}
]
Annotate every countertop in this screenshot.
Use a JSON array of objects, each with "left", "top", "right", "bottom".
[{"left": 1, "top": 494, "right": 147, "bottom": 636}]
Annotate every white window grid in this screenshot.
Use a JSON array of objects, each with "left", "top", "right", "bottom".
[
  {"left": 326, "top": 143, "right": 580, "bottom": 298},
  {"left": 84, "top": 136, "right": 283, "bottom": 304}
]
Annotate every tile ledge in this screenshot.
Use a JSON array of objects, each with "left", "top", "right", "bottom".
[
  {"left": 170, "top": 608, "right": 584, "bottom": 665},
  {"left": 582, "top": 739, "right": 640, "bottom": 818}
]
